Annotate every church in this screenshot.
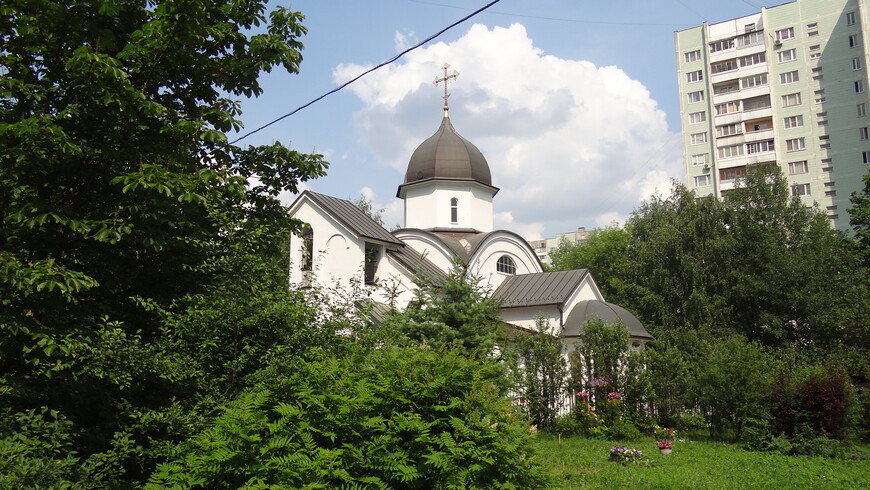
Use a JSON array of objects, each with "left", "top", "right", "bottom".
[{"left": 287, "top": 69, "right": 652, "bottom": 351}]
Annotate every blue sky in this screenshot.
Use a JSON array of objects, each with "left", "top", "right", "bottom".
[{"left": 236, "top": 0, "right": 787, "bottom": 239}]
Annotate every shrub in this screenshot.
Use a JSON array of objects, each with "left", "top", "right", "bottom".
[
  {"left": 797, "top": 367, "right": 851, "bottom": 441},
  {"left": 607, "top": 420, "right": 642, "bottom": 441},
  {"left": 148, "top": 345, "right": 549, "bottom": 489}
]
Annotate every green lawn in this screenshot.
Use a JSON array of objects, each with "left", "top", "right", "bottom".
[{"left": 532, "top": 435, "right": 870, "bottom": 489}]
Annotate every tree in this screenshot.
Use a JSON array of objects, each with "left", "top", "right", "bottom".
[
  {"left": 1, "top": 0, "right": 326, "bottom": 484},
  {"left": 850, "top": 168, "right": 870, "bottom": 264},
  {"left": 694, "top": 336, "right": 774, "bottom": 441},
  {"left": 548, "top": 227, "right": 633, "bottom": 304},
  {"left": 509, "top": 318, "right": 568, "bottom": 429},
  {"left": 391, "top": 260, "right": 504, "bottom": 357}
]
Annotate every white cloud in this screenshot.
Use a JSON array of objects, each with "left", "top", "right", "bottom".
[
  {"left": 394, "top": 30, "right": 415, "bottom": 52},
  {"left": 333, "top": 23, "right": 682, "bottom": 238}
]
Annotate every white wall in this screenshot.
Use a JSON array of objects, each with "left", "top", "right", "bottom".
[{"left": 403, "top": 181, "right": 494, "bottom": 231}]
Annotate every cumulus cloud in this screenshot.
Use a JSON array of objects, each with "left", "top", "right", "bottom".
[{"left": 333, "top": 23, "right": 682, "bottom": 238}]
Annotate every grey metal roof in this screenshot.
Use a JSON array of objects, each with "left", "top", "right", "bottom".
[
  {"left": 387, "top": 246, "right": 446, "bottom": 286},
  {"left": 492, "top": 269, "right": 590, "bottom": 308},
  {"left": 304, "top": 191, "right": 403, "bottom": 246},
  {"left": 562, "top": 300, "right": 654, "bottom": 340},
  {"left": 397, "top": 115, "right": 496, "bottom": 196}
]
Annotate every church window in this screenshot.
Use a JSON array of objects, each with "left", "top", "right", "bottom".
[
  {"left": 450, "top": 197, "right": 458, "bottom": 223},
  {"left": 364, "top": 244, "right": 380, "bottom": 284},
  {"left": 497, "top": 255, "right": 516, "bottom": 275},
  {"left": 300, "top": 224, "right": 313, "bottom": 272}
]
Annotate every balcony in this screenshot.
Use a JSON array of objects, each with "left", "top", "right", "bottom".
[{"left": 717, "top": 153, "right": 775, "bottom": 170}]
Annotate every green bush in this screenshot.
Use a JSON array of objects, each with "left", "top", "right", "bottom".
[
  {"left": 148, "top": 345, "right": 549, "bottom": 489},
  {"left": 607, "top": 419, "right": 642, "bottom": 441}
]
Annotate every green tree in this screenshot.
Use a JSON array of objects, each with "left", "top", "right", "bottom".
[
  {"left": 695, "top": 336, "right": 774, "bottom": 441},
  {"left": 577, "top": 318, "right": 629, "bottom": 389},
  {"left": 148, "top": 344, "right": 548, "bottom": 489},
  {"left": 391, "top": 261, "right": 504, "bottom": 357},
  {"left": 548, "top": 227, "right": 632, "bottom": 303},
  {"left": 509, "top": 318, "right": 568, "bottom": 429},
  {"left": 1, "top": 0, "right": 326, "bottom": 484}
]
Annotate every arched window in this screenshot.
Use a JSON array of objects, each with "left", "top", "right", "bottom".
[
  {"left": 450, "top": 197, "right": 458, "bottom": 223},
  {"left": 300, "top": 224, "right": 313, "bottom": 271},
  {"left": 496, "top": 255, "right": 516, "bottom": 275}
]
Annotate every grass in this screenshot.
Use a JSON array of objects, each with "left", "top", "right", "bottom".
[{"left": 532, "top": 434, "right": 870, "bottom": 489}]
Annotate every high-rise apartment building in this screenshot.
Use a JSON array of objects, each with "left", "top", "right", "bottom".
[{"left": 675, "top": 0, "right": 869, "bottom": 230}]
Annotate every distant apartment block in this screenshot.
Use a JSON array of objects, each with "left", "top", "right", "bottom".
[
  {"left": 528, "top": 227, "right": 592, "bottom": 265},
  {"left": 675, "top": 0, "right": 870, "bottom": 230}
]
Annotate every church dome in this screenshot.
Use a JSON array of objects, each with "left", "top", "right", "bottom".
[{"left": 402, "top": 115, "right": 492, "bottom": 187}]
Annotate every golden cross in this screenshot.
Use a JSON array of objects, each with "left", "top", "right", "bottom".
[{"left": 433, "top": 63, "right": 459, "bottom": 115}]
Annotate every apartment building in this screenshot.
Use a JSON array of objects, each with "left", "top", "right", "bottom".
[
  {"left": 527, "top": 227, "right": 592, "bottom": 265},
  {"left": 675, "top": 0, "right": 870, "bottom": 230}
]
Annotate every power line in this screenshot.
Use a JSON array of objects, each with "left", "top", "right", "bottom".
[{"left": 230, "top": 0, "right": 502, "bottom": 145}]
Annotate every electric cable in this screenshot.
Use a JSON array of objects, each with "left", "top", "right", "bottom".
[{"left": 230, "top": 0, "right": 502, "bottom": 144}]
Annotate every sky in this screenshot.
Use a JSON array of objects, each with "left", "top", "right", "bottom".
[{"left": 236, "top": 0, "right": 790, "bottom": 240}]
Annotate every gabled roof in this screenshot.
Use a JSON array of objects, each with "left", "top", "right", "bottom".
[
  {"left": 387, "top": 246, "right": 446, "bottom": 286},
  {"left": 492, "top": 269, "right": 590, "bottom": 308},
  {"left": 562, "top": 300, "right": 654, "bottom": 340},
  {"left": 301, "top": 191, "right": 403, "bottom": 247}
]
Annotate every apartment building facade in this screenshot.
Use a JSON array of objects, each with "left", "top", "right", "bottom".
[{"left": 675, "top": 0, "right": 870, "bottom": 230}]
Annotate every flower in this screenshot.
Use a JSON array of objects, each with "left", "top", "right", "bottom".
[
  {"left": 656, "top": 440, "right": 674, "bottom": 450},
  {"left": 609, "top": 446, "right": 648, "bottom": 465},
  {"left": 607, "top": 391, "right": 621, "bottom": 401},
  {"left": 576, "top": 391, "right": 590, "bottom": 398},
  {"left": 654, "top": 426, "right": 676, "bottom": 440},
  {"left": 589, "top": 376, "right": 609, "bottom": 387}
]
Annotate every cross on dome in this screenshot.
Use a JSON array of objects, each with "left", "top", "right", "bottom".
[{"left": 433, "top": 63, "right": 459, "bottom": 117}]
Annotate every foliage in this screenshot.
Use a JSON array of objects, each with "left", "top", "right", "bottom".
[
  {"left": 351, "top": 193, "right": 386, "bottom": 227},
  {"left": 694, "top": 336, "right": 774, "bottom": 441},
  {"left": 548, "top": 227, "right": 632, "bottom": 303},
  {"left": 576, "top": 318, "right": 629, "bottom": 390},
  {"left": 390, "top": 260, "right": 504, "bottom": 357},
  {"left": 0, "top": 0, "right": 327, "bottom": 484},
  {"left": 849, "top": 168, "right": 870, "bottom": 264},
  {"left": 509, "top": 318, "right": 568, "bottom": 429},
  {"left": 149, "top": 345, "right": 549, "bottom": 489}
]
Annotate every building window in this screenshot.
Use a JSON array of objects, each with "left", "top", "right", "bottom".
[
  {"left": 740, "top": 52, "right": 766, "bottom": 67},
  {"left": 784, "top": 115, "right": 804, "bottom": 128},
  {"left": 709, "top": 38, "right": 734, "bottom": 52},
  {"left": 300, "top": 224, "right": 313, "bottom": 272},
  {"left": 847, "top": 12, "right": 856, "bottom": 26},
  {"left": 692, "top": 154, "right": 709, "bottom": 166},
  {"left": 858, "top": 103, "right": 867, "bottom": 117},
  {"left": 856, "top": 80, "right": 865, "bottom": 93},
  {"left": 779, "top": 71, "right": 799, "bottom": 85},
  {"left": 742, "top": 73, "right": 768, "bottom": 89},
  {"left": 778, "top": 49, "right": 797, "bottom": 63},
  {"left": 711, "top": 59, "right": 738, "bottom": 73},
  {"left": 786, "top": 137, "right": 806, "bottom": 151},
  {"left": 737, "top": 31, "right": 764, "bottom": 47},
  {"left": 746, "top": 140, "right": 774, "bottom": 154},
  {"left": 788, "top": 161, "right": 809, "bottom": 175},
  {"left": 809, "top": 45, "right": 821, "bottom": 59},
  {"left": 849, "top": 34, "right": 859, "bottom": 48},
  {"left": 693, "top": 175, "right": 712, "bottom": 187},
  {"left": 807, "top": 22, "right": 818, "bottom": 30},
  {"left": 791, "top": 183, "right": 811, "bottom": 196},
  {"left": 689, "top": 111, "right": 706, "bottom": 123},
  {"left": 713, "top": 81, "right": 740, "bottom": 95},
  {"left": 450, "top": 197, "right": 458, "bottom": 223},
  {"left": 715, "top": 101, "right": 741, "bottom": 115},
  {"left": 861, "top": 127, "right": 869, "bottom": 140},
  {"left": 716, "top": 123, "right": 742, "bottom": 137},
  {"left": 782, "top": 92, "right": 802, "bottom": 107},
  {"left": 685, "top": 50, "right": 701, "bottom": 62},
  {"left": 775, "top": 27, "right": 795, "bottom": 41},
  {"left": 364, "top": 244, "right": 380, "bottom": 284},
  {"left": 686, "top": 70, "right": 703, "bottom": 83},
  {"left": 718, "top": 144, "right": 743, "bottom": 159},
  {"left": 497, "top": 255, "right": 516, "bottom": 275},
  {"left": 687, "top": 90, "right": 704, "bottom": 103},
  {"left": 690, "top": 132, "right": 708, "bottom": 145},
  {"left": 854, "top": 58, "right": 862, "bottom": 70},
  {"left": 863, "top": 151, "right": 870, "bottom": 164}
]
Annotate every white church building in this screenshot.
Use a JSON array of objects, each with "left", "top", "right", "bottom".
[{"left": 287, "top": 95, "right": 652, "bottom": 350}]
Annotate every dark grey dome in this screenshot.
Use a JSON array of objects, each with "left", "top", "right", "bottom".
[
  {"left": 562, "top": 300, "right": 653, "bottom": 340},
  {"left": 403, "top": 115, "right": 492, "bottom": 186}
]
